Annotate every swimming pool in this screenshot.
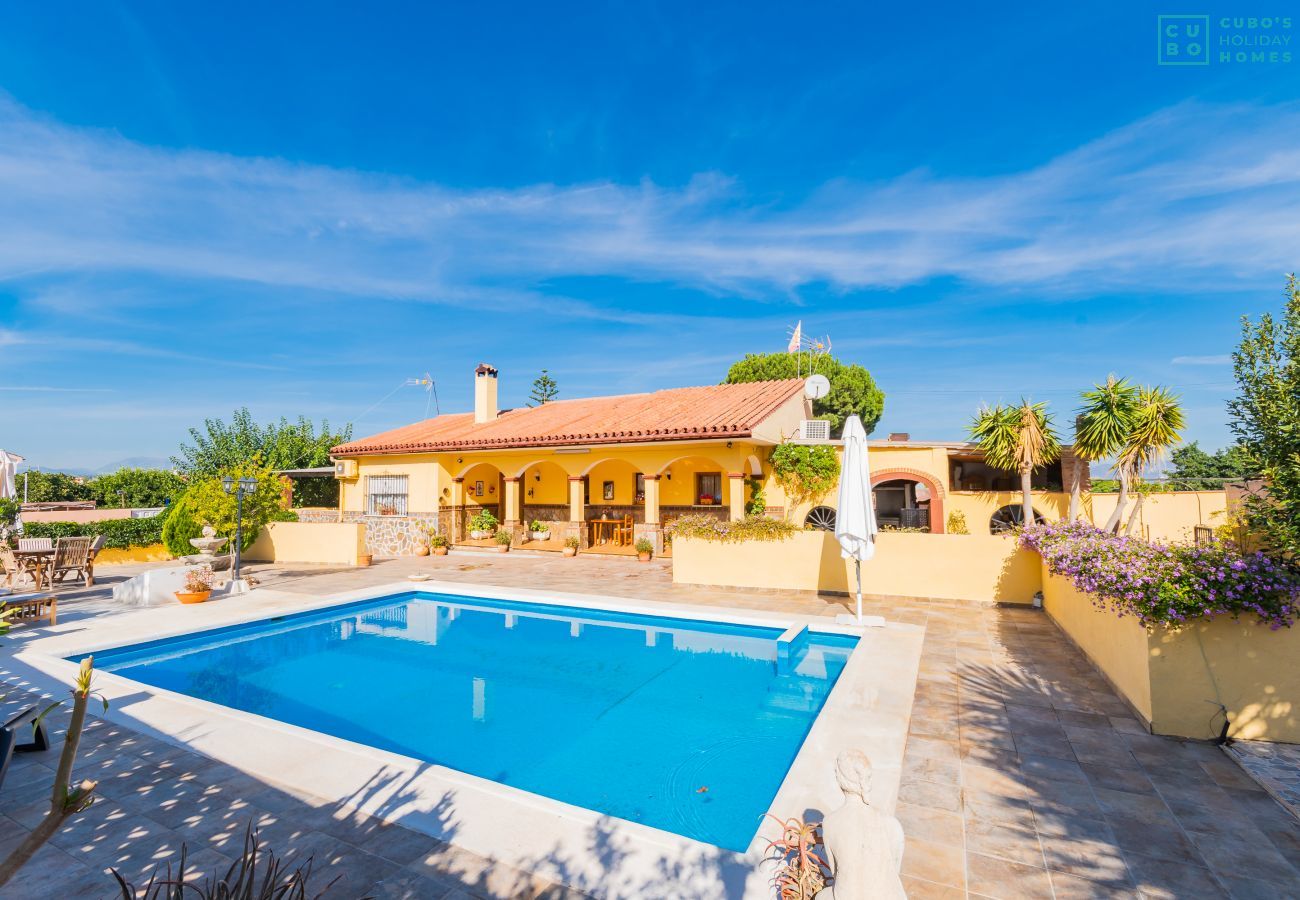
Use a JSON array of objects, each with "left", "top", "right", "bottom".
[{"left": 83, "top": 591, "right": 857, "bottom": 851}]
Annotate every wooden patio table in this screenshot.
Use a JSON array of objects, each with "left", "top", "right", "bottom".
[{"left": 12, "top": 549, "right": 53, "bottom": 591}]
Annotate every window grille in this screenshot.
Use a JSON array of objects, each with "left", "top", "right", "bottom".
[{"left": 366, "top": 475, "right": 409, "bottom": 516}]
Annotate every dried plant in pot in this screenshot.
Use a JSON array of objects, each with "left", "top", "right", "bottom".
[
  {"left": 175, "top": 566, "right": 213, "bottom": 604},
  {"left": 429, "top": 532, "right": 449, "bottom": 556},
  {"left": 563, "top": 535, "right": 580, "bottom": 557},
  {"left": 494, "top": 529, "right": 513, "bottom": 552},
  {"left": 763, "top": 814, "right": 829, "bottom": 900},
  {"left": 634, "top": 537, "right": 654, "bottom": 561}
]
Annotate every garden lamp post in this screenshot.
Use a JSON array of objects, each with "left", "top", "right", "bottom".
[{"left": 222, "top": 475, "right": 257, "bottom": 587}]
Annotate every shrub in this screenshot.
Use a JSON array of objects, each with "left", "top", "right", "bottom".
[
  {"left": 635, "top": 537, "right": 654, "bottom": 555},
  {"left": 494, "top": 529, "right": 513, "bottom": 546},
  {"left": 21, "top": 513, "right": 167, "bottom": 550},
  {"left": 746, "top": 479, "right": 767, "bottom": 517},
  {"left": 769, "top": 444, "right": 840, "bottom": 507},
  {"left": 469, "top": 509, "right": 498, "bottom": 532},
  {"left": 429, "top": 532, "right": 449, "bottom": 549},
  {"left": 564, "top": 535, "right": 581, "bottom": 549},
  {"left": 161, "top": 465, "right": 291, "bottom": 556},
  {"left": 946, "top": 510, "right": 970, "bottom": 534},
  {"left": 0, "top": 498, "right": 19, "bottom": 539},
  {"left": 161, "top": 493, "right": 206, "bottom": 557},
  {"left": 530, "top": 520, "right": 549, "bottom": 533},
  {"left": 1021, "top": 520, "right": 1300, "bottom": 629},
  {"left": 667, "top": 514, "right": 799, "bottom": 544}
]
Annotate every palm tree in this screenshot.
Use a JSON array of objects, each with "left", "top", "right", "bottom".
[
  {"left": 1073, "top": 377, "right": 1140, "bottom": 523},
  {"left": 1115, "top": 386, "right": 1185, "bottom": 535},
  {"left": 969, "top": 400, "right": 1061, "bottom": 527}
]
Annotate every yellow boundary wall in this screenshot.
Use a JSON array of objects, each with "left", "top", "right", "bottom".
[
  {"left": 1042, "top": 566, "right": 1300, "bottom": 742},
  {"left": 245, "top": 522, "right": 366, "bottom": 567},
  {"left": 671, "top": 531, "right": 1042, "bottom": 604}
]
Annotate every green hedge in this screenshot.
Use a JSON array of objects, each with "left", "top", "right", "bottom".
[{"left": 18, "top": 513, "right": 167, "bottom": 550}]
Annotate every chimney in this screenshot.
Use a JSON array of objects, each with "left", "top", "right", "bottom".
[
  {"left": 888, "top": 432, "right": 910, "bottom": 442},
  {"left": 474, "top": 363, "right": 499, "bottom": 423}
]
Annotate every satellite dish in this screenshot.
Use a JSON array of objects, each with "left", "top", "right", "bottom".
[{"left": 804, "top": 375, "right": 830, "bottom": 400}]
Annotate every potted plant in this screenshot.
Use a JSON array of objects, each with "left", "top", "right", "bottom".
[
  {"left": 634, "top": 538, "right": 654, "bottom": 562},
  {"left": 698, "top": 494, "right": 715, "bottom": 506},
  {"left": 175, "top": 566, "right": 213, "bottom": 604},
  {"left": 563, "top": 535, "right": 580, "bottom": 557},
  {"left": 494, "top": 530, "right": 513, "bottom": 552},
  {"left": 469, "top": 509, "right": 498, "bottom": 540},
  {"left": 430, "top": 532, "right": 449, "bottom": 556},
  {"left": 529, "top": 519, "right": 551, "bottom": 542}
]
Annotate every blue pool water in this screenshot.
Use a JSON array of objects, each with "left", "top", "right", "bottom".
[{"left": 84, "top": 592, "right": 856, "bottom": 850}]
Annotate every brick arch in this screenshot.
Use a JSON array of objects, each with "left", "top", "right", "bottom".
[{"left": 870, "top": 468, "right": 946, "bottom": 534}]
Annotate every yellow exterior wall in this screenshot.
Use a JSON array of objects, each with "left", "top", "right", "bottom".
[
  {"left": 672, "top": 531, "right": 1042, "bottom": 604},
  {"left": 339, "top": 453, "right": 449, "bottom": 513},
  {"left": 1041, "top": 571, "right": 1154, "bottom": 724},
  {"left": 245, "top": 522, "right": 366, "bottom": 566},
  {"left": 1042, "top": 568, "right": 1300, "bottom": 742},
  {"left": 336, "top": 439, "right": 1225, "bottom": 545},
  {"left": 1087, "top": 491, "right": 1227, "bottom": 543},
  {"left": 336, "top": 441, "right": 759, "bottom": 517}
]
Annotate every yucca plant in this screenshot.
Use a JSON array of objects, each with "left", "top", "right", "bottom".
[
  {"left": 1115, "top": 386, "right": 1186, "bottom": 535},
  {"left": 112, "top": 825, "right": 354, "bottom": 899},
  {"left": 763, "top": 814, "right": 829, "bottom": 900},
  {"left": 1072, "top": 376, "right": 1140, "bottom": 522},
  {"left": 969, "top": 401, "right": 1061, "bottom": 528}
]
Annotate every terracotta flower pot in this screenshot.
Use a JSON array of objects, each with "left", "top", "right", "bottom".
[
  {"left": 432, "top": 546, "right": 449, "bottom": 556},
  {"left": 175, "top": 590, "right": 211, "bottom": 605},
  {"left": 637, "top": 552, "right": 652, "bottom": 562},
  {"left": 415, "top": 545, "right": 430, "bottom": 557},
  {"left": 563, "top": 547, "right": 578, "bottom": 557},
  {"left": 358, "top": 554, "right": 373, "bottom": 567},
  {"left": 497, "top": 545, "right": 510, "bottom": 553}
]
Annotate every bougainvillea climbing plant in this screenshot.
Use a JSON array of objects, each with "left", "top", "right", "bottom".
[{"left": 1020, "top": 520, "right": 1299, "bottom": 630}]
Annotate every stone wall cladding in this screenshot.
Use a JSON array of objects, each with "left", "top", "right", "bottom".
[{"left": 342, "top": 511, "right": 440, "bottom": 557}]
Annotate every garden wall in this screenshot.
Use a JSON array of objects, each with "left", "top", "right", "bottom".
[
  {"left": 1042, "top": 567, "right": 1300, "bottom": 742},
  {"left": 245, "top": 522, "right": 366, "bottom": 566},
  {"left": 672, "top": 531, "right": 1042, "bottom": 604}
]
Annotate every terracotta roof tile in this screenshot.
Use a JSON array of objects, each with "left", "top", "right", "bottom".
[{"left": 332, "top": 379, "right": 805, "bottom": 455}]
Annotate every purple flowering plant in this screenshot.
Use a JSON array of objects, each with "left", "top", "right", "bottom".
[{"left": 1020, "top": 520, "right": 1300, "bottom": 630}]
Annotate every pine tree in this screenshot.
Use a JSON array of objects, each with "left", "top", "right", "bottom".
[{"left": 529, "top": 369, "right": 559, "bottom": 406}]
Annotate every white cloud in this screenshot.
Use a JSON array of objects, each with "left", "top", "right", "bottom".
[
  {"left": 1171, "top": 355, "right": 1232, "bottom": 365},
  {"left": 0, "top": 97, "right": 1295, "bottom": 309}
]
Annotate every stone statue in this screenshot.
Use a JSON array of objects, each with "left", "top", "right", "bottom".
[{"left": 815, "top": 750, "right": 906, "bottom": 900}]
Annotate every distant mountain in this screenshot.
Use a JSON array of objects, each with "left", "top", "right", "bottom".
[
  {"left": 35, "top": 457, "right": 174, "bottom": 476},
  {"left": 92, "top": 457, "right": 172, "bottom": 475}
]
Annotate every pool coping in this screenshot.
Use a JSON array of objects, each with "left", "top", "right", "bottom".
[{"left": 14, "top": 579, "right": 924, "bottom": 899}]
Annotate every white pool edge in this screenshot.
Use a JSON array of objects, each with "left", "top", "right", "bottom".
[{"left": 13, "top": 579, "right": 924, "bottom": 899}]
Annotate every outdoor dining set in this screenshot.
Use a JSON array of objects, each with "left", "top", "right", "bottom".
[{"left": 1, "top": 535, "right": 102, "bottom": 592}]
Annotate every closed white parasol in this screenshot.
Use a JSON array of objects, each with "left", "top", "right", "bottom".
[{"left": 833, "top": 416, "right": 879, "bottom": 626}]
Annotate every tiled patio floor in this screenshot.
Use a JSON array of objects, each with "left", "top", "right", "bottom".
[{"left": 3, "top": 553, "right": 1298, "bottom": 898}]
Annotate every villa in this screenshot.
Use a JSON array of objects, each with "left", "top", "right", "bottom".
[{"left": 329, "top": 364, "right": 1226, "bottom": 556}]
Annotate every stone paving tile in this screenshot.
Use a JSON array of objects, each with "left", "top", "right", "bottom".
[{"left": 6, "top": 555, "right": 1300, "bottom": 898}]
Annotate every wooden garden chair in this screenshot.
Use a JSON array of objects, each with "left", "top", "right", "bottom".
[
  {"left": 615, "top": 514, "right": 635, "bottom": 546},
  {"left": 49, "top": 537, "right": 94, "bottom": 587},
  {"left": 16, "top": 538, "right": 52, "bottom": 552},
  {"left": 0, "top": 545, "right": 38, "bottom": 589}
]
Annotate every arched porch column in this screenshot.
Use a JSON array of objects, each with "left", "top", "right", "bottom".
[
  {"left": 728, "top": 472, "right": 746, "bottom": 521},
  {"left": 503, "top": 477, "right": 521, "bottom": 542}
]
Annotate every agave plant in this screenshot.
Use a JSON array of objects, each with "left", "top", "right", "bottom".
[
  {"left": 112, "top": 824, "right": 354, "bottom": 899},
  {"left": 763, "top": 813, "right": 830, "bottom": 900}
]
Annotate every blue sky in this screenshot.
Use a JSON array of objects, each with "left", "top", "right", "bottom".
[{"left": 1, "top": 2, "right": 1296, "bottom": 470}]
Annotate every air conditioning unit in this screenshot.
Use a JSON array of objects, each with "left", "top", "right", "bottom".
[
  {"left": 334, "top": 459, "right": 358, "bottom": 479},
  {"left": 800, "top": 420, "right": 831, "bottom": 441}
]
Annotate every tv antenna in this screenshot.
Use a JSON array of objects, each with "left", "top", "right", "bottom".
[{"left": 356, "top": 371, "right": 440, "bottom": 423}]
